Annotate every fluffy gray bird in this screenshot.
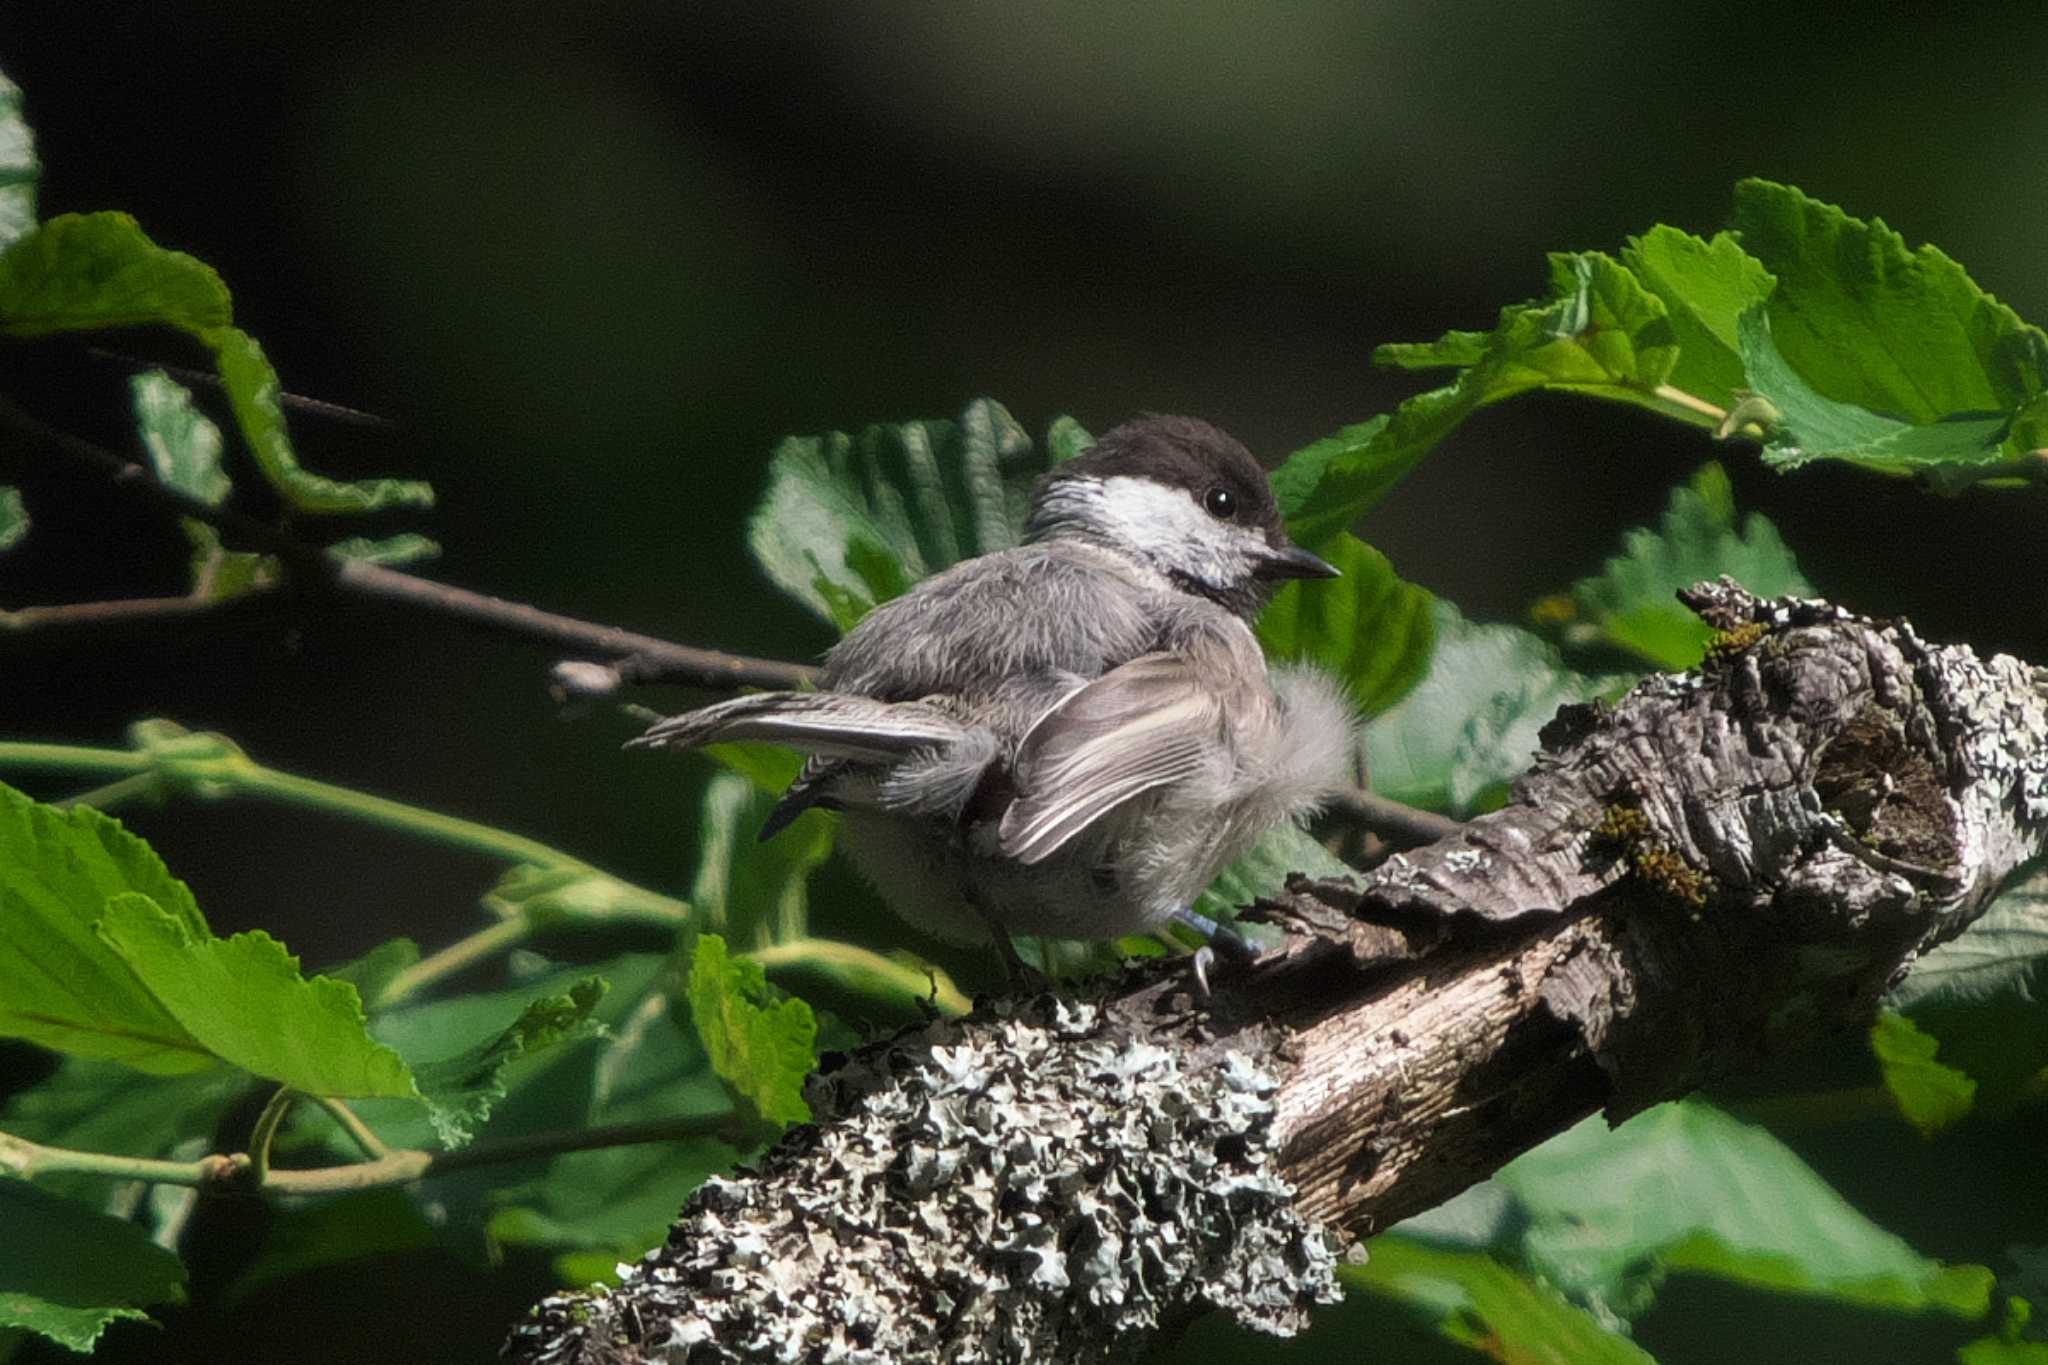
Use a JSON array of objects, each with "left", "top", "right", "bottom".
[{"left": 631, "top": 415, "right": 1355, "bottom": 974}]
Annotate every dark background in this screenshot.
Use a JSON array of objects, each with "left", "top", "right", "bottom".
[{"left": 3, "top": 4, "right": 2046, "bottom": 1362}]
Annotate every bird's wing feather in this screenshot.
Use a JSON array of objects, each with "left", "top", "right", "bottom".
[
  {"left": 627, "top": 692, "right": 967, "bottom": 761},
  {"left": 997, "top": 653, "right": 1222, "bottom": 865}
]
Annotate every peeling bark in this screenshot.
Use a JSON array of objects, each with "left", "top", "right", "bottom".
[{"left": 506, "top": 585, "right": 2048, "bottom": 1364}]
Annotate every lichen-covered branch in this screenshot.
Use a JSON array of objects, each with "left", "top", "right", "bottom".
[{"left": 507, "top": 585, "right": 2048, "bottom": 1365}]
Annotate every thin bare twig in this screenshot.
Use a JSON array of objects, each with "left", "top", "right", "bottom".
[
  {"left": 0, "top": 395, "right": 813, "bottom": 691},
  {"left": 1328, "top": 787, "right": 1463, "bottom": 847}
]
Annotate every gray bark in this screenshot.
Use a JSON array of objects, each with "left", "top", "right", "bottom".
[{"left": 506, "top": 584, "right": 2048, "bottom": 1364}]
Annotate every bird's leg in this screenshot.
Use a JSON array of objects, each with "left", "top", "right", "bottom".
[
  {"left": 1171, "top": 907, "right": 1264, "bottom": 999},
  {"left": 965, "top": 890, "right": 1052, "bottom": 995}
]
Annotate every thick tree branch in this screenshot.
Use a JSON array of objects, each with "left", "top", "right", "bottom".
[{"left": 506, "top": 585, "right": 2048, "bottom": 1364}]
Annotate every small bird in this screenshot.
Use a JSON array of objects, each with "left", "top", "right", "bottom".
[{"left": 631, "top": 415, "right": 1355, "bottom": 977}]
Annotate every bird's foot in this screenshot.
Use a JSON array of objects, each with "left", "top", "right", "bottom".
[{"left": 1172, "top": 907, "right": 1265, "bottom": 1000}]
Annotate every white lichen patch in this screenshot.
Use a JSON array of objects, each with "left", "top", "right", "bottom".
[{"left": 507, "top": 997, "right": 1337, "bottom": 1364}]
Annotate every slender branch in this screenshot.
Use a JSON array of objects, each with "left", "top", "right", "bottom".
[
  {"left": 0, "top": 593, "right": 240, "bottom": 632},
  {"left": 0, "top": 394, "right": 814, "bottom": 692},
  {"left": 1328, "top": 787, "right": 1462, "bottom": 848},
  {"left": 0, "top": 1111, "right": 753, "bottom": 1197}
]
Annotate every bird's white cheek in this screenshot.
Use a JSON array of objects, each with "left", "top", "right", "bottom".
[{"left": 1093, "top": 477, "right": 1249, "bottom": 583}]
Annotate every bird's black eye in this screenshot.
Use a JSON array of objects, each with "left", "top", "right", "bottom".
[{"left": 1202, "top": 485, "right": 1237, "bottom": 520}]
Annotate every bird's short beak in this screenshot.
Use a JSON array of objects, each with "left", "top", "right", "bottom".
[{"left": 1253, "top": 541, "right": 1342, "bottom": 581}]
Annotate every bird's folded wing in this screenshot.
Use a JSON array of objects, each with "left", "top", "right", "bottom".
[
  {"left": 627, "top": 692, "right": 967, "bottom": 761},
  {"left": 997, "top": 652, "right": 1222, "bottom": 864}
]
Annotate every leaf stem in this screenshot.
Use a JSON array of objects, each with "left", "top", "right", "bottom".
[
  {"left": 374, "top": 917, "right": 535, "bottom": 1009},
  {"left": 0, "top": 1111, "right": 750, "bottom": 1197},
  {"left": 1650, "top": 383, "right": 1730, "bottom": 425},
  {"left": 744, "top": 938, "right": 972, "bottom": 1017},
  {"left": 245, "top": 1086, "right": 299, "bottom": 1184},
  {"left": 309, "top": 1095, "right": 390, "bottom": 1160},
  {"left": 51, "top": 771, "right": 162, "bottom": 811}
]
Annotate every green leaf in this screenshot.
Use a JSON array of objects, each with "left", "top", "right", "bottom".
[
  {"left": 1732, "top": 178, "right": 2048, "bottom": 424},
  {"left": 1467, "top": 1100, "right": 1993, "bottom": 1320},
  {"left": 1195, "top": 821, "right": 1356, "bottom": 925},
  {"left": 1045, "top": 414, "right": 1095, "bottom": 464},
  {"left": 1881, "top": 872, "right": 2048, "bottom": 1118},
  {"left": 0, "top": 1181, "right": 186, "bottom": 1352},
  {"left": 1740, "top": 309, "right": 2012, "bottom": 478},
  {"left": 213, "top": 327, "right": 435, "bottom": 515},
  {"left": 317, "top": 937, "right": 421, "bottom": 1012},
  {"left": 1567, "top": 462, "right": 1809, "bottom": 669},
  {"left": 748, "top": 398, "right": 1050, "bottom": 629},
  {"left": 1364, "top": 602, "right": 1609, "bottom": 816},
  {"left": 0, "top": 70, "right": 38, "bottom": 250},
  {"left": 690, "top": 771, "right": 834, "bottom": 944},
  {"left": 484, "top": 986, "right": 736, "bottom": 1272},
  {"left": 1256, "top": 532, "right": 1436, "bottom": 717},
  {"left": 337, "top": 955, "right": 669, "bottom": 1160},
  {"left": 1890, "top": 871, "right": 2048, "bottom": 1011},
  {"left": 703, "top": 741, "right": 809, "bottom": 795},
  {"left": 94, "top": 892, "right": 419, "bottom": 1100},
  {"left": 1343, "top": 1236, "right": 1656, "bottom": 1365},
  {"left": 0, "top": 780, "right": 214, "bottom": 1072},
  {"left": 131, "top": 370, "right": 229, "bottom": 506},
  {"left": 1619, "top": 225, "right": 1775, "bottom": 412},
  {"left": 1870, "top": 1009, "right": 1977, "bottom": 1137},
  {"left": 326, "top": 533, "right": 442, "bottom": 567},
  {"left": 1280, "top": 253, "right": 1679, "bottom": 547},
  {"left": 0, "top": 212, "right": 230, "bottom": 339},
  {"left": 0, "top": 485, "right": 24, "bottom": 553},
  {"left": 405, "top": 977, "right": 606, "bottom": 1148},
  {"left": 686, "top": 934, "right": 815, "bottom": 1126}
]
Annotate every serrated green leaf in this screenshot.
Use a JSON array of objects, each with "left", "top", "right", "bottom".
[
  {"left": 703, "top": 742, "right": 808, "bottom": 795},
  {"left": 1732, "top": 178, "right": 2048, "bottom": 425},
  {"left": 326, "top": 533, "right": 442, "bottom": 567},
  {"left": 1567, "top": 462, "right": 1809, "bottom": 669},
  {"left": 336, "top": 955, "right": 669, "bottom": 1162},
  {"left": 213, "top": 327, "right": 435, "bottom": 515},
  {"left": 748, "top": 398, "right": 1050, "bottom": 629},
  {"left": 1257, "top": 532, "right": 1436, "bottom": 717},
  {"left": 0, "top": 781, "right": 213, "bottom": 1073},
  {"left": 686, "top": 934, "right": 815, "bottom": 1126},
  {"left": 95, "top": 893, "right": 419, "bottom": 1100},
  {"left": 1740, "top": 309, "right": 2012, "bottom": 478},
  {"left": 0, "top": 1181, "right": 186, "bottom": 1353},
  {"left": 484, "top": 991, "right": 736, "bottom": 1273},
  {"left": 1374, "top": 329, "right": 1492, "bottom": 370},
  {"left": 0, "top": 71, "right": 37, "bottom": 251},
  {"left": 1620, "top": 225, "right": 1775, "bottom": 412},
  {"left": 691, "top": 771, "right": 833, "bottom": 945},
  {"left": 1364, "top": 601, "right": 1610, "bottom": 816},
  {"left": 1343, "top": 1236, "right": 1656, "bottom": 1365},
  {"left": 0, "top": 212, "right": 230, "bottom": 339},
  {"left": 406, "top": 977, "right": 606, "bottom": 1148},
  {"left": 318, "top": 937, "right": 422, "bottom": 1012},
  {"left": 1481, "top": 1100, "right": 1993, "bottom": 1320},
  {"left": 1282, "top": 253, "right": 1679, "bottom": 547},
  {"left": 0, "top": 486, "right": 24, "bottom": 553},
  {"left": 1871, "top": 1009, "right": 1977, "bottom": 1137}
]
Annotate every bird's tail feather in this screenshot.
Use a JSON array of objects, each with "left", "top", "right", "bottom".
[{"left": 626, "top": 692, "right": 969, "bottom": 762}]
